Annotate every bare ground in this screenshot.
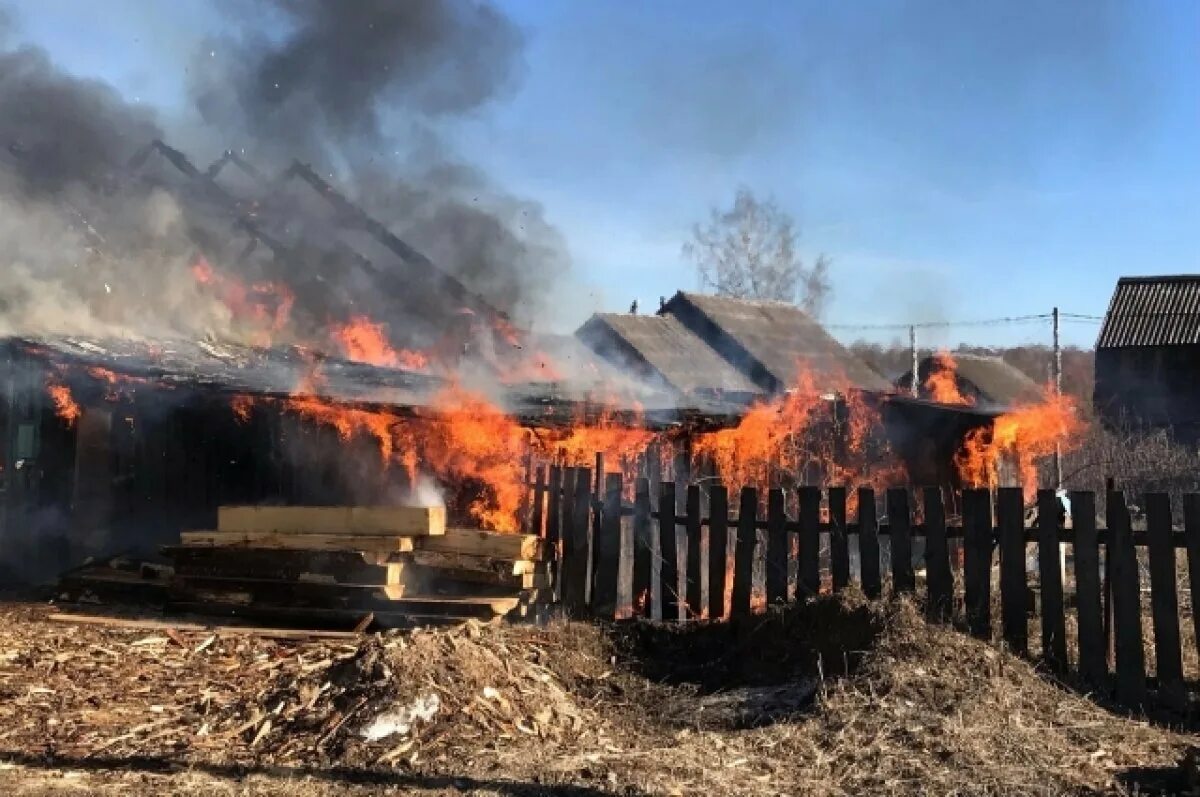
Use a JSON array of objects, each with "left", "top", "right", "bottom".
[{"left": 0, "top": 595, "right": 1196, "bottom": 796}]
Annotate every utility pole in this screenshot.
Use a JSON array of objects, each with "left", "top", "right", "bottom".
[
  {"left": 1052, "top": 307, "right": 1063, "bottom": 489},
  {"left": 909, "top": 326, "right": 919, "bottom": 397}
]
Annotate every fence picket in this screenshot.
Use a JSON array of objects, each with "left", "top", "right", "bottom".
[
  {"left": 562, "top": 467, "right": 592, "bottom": 615},
  {"left": 1184, "top": 495, "right": 1200, "bottom": 671},
  {"left": 888, "top": 488, "right": 915, "bottom": 594},
  {"left": 962, "top": 488, "right": 992, "bottom": 639},
  {"left": 657, "top": 482, "right": 679, "bottom": 622},
  {"left": 1145, "top": 492, "right": 1184, "bottom": 705},
  {"left": 686, "top": 485, "right": 703, "bottom": 618},
  {"left": 708, "top": 485, "right": 730, "bottom": 620},
  {"left": 530, "top": 465, "right": 546, "bottom": 538},
  {"left": 632, "top": 478, "right": 652, "bottom": 618},
  {"left": 997, "top": 487, "right": 1028, "bottom": 654},
  {"left": 1037, "top": 490, "right": 1068, "bottom": 672},
  {"left": 766, "top": 488, "right": 788, "bottom": 604},
  {"left": 1107, "top": 490, "right": 1146, "bottom": 707},
  {"left": 1070, "top": 491, "right": 1105, "bottom": 688},
  {"left": 732, "top": 487, "right": 758, "bottom": 619},
  {"left": 829, "top": 486, "right": 850, "bottom": 592},
  {"left": 546, "top": 466, "right": 562, "bottom": 547},
  {"left": 858, "top": 488, "right": 881, "bottom": 599},
  {"left": 798, "top": 486, "right": 821, "bottom": 597},
  {"left": 924, "top": 487, "right": 952, "bottom": 621},
  {"left": 592, "top": 473, "right": 622, "bottom": 618}
]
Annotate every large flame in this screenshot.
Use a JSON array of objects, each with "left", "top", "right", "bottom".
[
  {"left": 924, "top": 350, "right": 972, "bottom": 405},
  {"left": 191, "top": 255, "right": 295, "bottom": 347},
  {"left": 955, "top": 387, "right": 1084, "bottom": 497},
  {"left": 331, "top": 315, "right": 429, "bottom": 372}
]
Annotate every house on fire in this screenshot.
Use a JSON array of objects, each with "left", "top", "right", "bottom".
[
  {"left": 895, "top": 353, "right": 1041, "bottom": 411},
  {"left": 1094, "top": 275, "right": 1200, "bottom": 443}
]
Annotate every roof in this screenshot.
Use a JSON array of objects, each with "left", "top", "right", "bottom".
[
  {"left": 660, "top": 292, "right": 890, "bottom": 393},
  {"left": 1097, "top": 275, "right": 1200, "bottom": 348},
  {"left": 896, "top": 353, "right": 1042, "bottom": 409},
  {"left": 575, "top": 313, "right": 762, "bottom": 396}
]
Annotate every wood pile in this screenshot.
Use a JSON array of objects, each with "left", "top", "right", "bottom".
[{"left": 163, "top": 505, "right": 554, "bottom": 629}]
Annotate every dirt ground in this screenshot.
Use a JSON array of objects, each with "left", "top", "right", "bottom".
[{"left": 0, "top": 594, "right": 1197, "bottom": 796}]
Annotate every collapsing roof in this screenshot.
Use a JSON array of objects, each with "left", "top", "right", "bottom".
[
  {"left": 658, "top": 292, "right": 890, "bottom": 393},
  {"left": 1096, "top": 275, "right": 1200, "bottom": 349},
  {"left": 574, "top": 313, "right": 761, "bottom": 397},
  {"left": 895, "top": 353, "right": 1041, "bottom": 410}
]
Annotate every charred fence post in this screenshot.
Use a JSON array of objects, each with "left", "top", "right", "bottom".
[
  {"left": 632, "top": 478, "right": 652, "bottom": 618},
  {"left": 1037, "top": 489, "right": 1068, "bottom": 673},
  {"left": 1107, "top": 489, "right": 1146, "bottom": 707},
  {"left": 858, "top": 487, "right": 881, "bottom": 599},
  {"left": 530, "top": 465, "right": 546, "bottom": 539},
  {"left": 1184, "top": 495, "right": 1200, "bottom": 673},
  {"left": 546, "top": 465, "right": 562, "bottom": 546},
  {"left": 766, "top": 487, "right": 788, "bottom": 604},
  {"left": 828, "top": 486, "right": 850, "bottom": 592},
  {"left": 797, "top": 486, "right": 821, "bottom": 598},
  {"left": 923, "top": 487, "right": 953, "bottom": 622},
  {"left": 685, "top": 484, "right": 703, "bottom": 618},
  {"left": 556, "top": 466, "right": 577, "bottom": 602},
  {"left": 656, "top": 482, "right": 679, "bottom": 621},
  {"left": 707, "top": 485, "right": 730, "bottom": 620},
  {"left": 1070, "top": 491, "right": 1106, "bottom": 689},
  {"left": 731, "top": 487, "right": 757, "bottom": 619},
  {"left": 562, "top": 467, "right": 592, "bottom": 615},
  {"left": 588, "top": 454, "right": 604, "bottom": 607},
  {"left": 1145, "top": 492, "right": 1184, "bottom": 707},
  {"left": 592, "top": 473, "right": 622, "bottom": 619},
  {"left": 887, "top": 488, "right": 915, "bottom": 594},
  {"left": 997, "top": 487, "right": 1028, "bottom": 654},
  {"left": 962, "top": 488, "right": 993, "bottom": 639}
]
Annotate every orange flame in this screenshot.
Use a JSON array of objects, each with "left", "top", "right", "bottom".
[
  {"left": 331, "top": 315, "right": 429, "bottom": 372},
  {"left": 191, "top": 255, "right": 295, "bottom": 346},
  {"left": 924, "top": 351, "right": 972, "bottom": 405},
  {"left": 955, "top": 386, "right": 1084, "bottom": 497},
  {"left": 47, "top": 380, "right": 80, "bottom": 427}
]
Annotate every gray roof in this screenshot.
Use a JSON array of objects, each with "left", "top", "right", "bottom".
[
  {"left": 575, "top": 313, "right": 762, "bottom": 395},
  {"left": 896, "top": 353, "right": 1041, "bottom": 409},
  {"left": 1097, "top": 275, "right": 1200, "bottom": 348},
  {"left": 660, "top": 292, "right": 890, "bottom": 393}
]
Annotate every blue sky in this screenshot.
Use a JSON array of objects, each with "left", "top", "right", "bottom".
[{"left": 6, "top": 1, "right": 1198, "bottom": 348}]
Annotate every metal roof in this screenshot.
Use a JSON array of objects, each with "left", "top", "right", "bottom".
[
  {"left": 660, "top": 292, "right": 890, "bottom": 393},
  {"left": 1097, "top": 275, "right": 1200, "bottom": 349}
]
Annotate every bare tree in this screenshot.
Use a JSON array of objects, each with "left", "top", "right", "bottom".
[{"left": 683, "top": 189, "right": 832, "bottom": 316}]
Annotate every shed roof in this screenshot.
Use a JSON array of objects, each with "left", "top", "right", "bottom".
[
  {"left": 1097, "top": 275, "right": 1200, "bottom": 348},
  {"left": 660, "top": 292, "right": 890, "bottom": 393},
  {"left": 575, "top": 313, "right": 762, "bottom": 396},
  {"left": 896, "top": 353, "right": 1042, "bottom": 409}
]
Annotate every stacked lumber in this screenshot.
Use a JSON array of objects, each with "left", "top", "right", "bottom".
[{"left": 164, "top": 505, "right": 553, "bottom": 629}]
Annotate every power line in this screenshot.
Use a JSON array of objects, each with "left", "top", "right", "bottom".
[{"left": 823, "top": 313, "right": 1052, "bottom": 332}]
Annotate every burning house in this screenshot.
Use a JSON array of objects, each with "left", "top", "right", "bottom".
[
  {"left": 896, "top": 352, "right": 1042, "bottom": 410},
  {"left": 1094, "top": 275, "right": 1200, "bottom": 444}
]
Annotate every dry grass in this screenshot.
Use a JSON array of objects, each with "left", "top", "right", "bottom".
[{"left": 0, "top": 596, "right": 1196, "bottom": 796}]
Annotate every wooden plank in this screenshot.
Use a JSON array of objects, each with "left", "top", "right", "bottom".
[
  {"left": 1144, "top": 492, "right": 1184, "bottom": 705},
  {"left": 707, "top": 485, "right": 730, "bottom": 620},
  {"left": 1107, "top": 490, "right": 1146, "bottom": 707},
  {"left": 858, "top": 488, "right": 881, "bottom": 599},
  {"left": 731, "top": 487, "right": 757, "bottom": 619},
  {"left": 165, "top": 546, "right": 395, "bottom": 583},
  {"left": 997, "top": 487, "right": 1027, "bottom": 654},
  {"left": 632, "top": 478, "right": 652, "bottom": 618},
  {"left": 172, "top": 585, "right": 522, "bottom": 617},
  {"left": 924, "top": 486, "right": 953, "bottom": 622},
  {"left": 557, "top": 466, "right": 577, "bottom": 596},
  {"left": 658, "top": 482, "right": 680, "bottom": 621},
  {"left": 180, "top": 531, "right": 415, "bottom": 554},
  {"left": 1070, "top": 491, "right": 1106, "bottom": 689},
  {"left": 530, "top": 465, "right": 546, "bottom": 539},
  {"left": 962, "top": 488, "right": 993, "bottom": 639},
  {"left": 828, "top": 487, "right": 850, "bottom": 592},
  {"left": 48, "top": 612, "right": 363, "bottom": 639},
  {"left": 562, "top": 467, "right": 592, "bottom": 614},
  {"left": 546, "top": 465, "right": 562, "bottom": 548},
  {"left": 685, "top": 484, "right": 704, "bottom": 618},
  {"left": 887, "top": 488, "right": 915, "bottom": 594},
  {"left": 1183, "top": 494, "right": 1200, "bottom": 675},
  {"left": 590, "top": 454, "right": 604, "bottom": 606},
  {"left": 418, "top": 528, "right": 545, "bottom": 561},
  {"left": 592, "top": 473, "right": 622, "bottom": 618},
  {"left": 766, "top": 487, "right": 788, "bottom": 604},
  {"left": 797, "top": 486, "right": 821, "bottom": 598},
  {"left": 217, "top": 505, "right": 446, "bottom": 536},
  {"left": 401, "top": 550, "right": 545, "bottom": 576},
  {"left": 1037, "top": 490, "right": 1069, "bottom": 673}
]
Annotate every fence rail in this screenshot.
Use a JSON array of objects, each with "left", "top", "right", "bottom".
[{"left": 526, "top": 464, "right": 1200, "bottom": 710}]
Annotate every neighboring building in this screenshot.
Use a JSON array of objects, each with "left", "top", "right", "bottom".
[
  {"left": 658, "top": 292, "right": 890, "bottom": 393},
  {"left": 1094, "top": 275, "right": 1200, "bottom": 442},
  {"left": 895, "top": 353, "right": 1042, "bottom": 411},
  {"left": 574, "top": 313, "right": 761, "bottom": 400}
]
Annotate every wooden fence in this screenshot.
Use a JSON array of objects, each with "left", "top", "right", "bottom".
[{"left": 526, "top": 463, "right": 1200, "bottom": 710}]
